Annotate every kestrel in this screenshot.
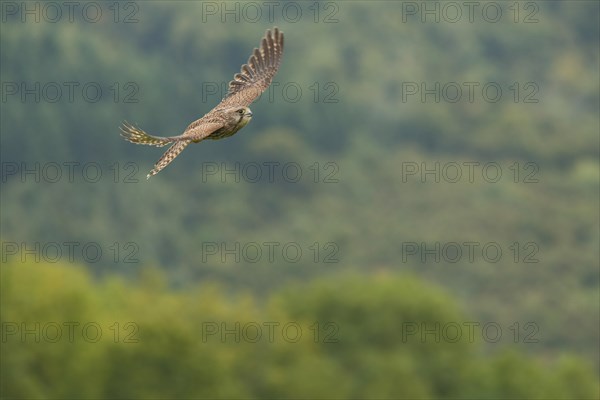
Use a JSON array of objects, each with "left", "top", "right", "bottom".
[{"left": 120, "top": 27, "right": 284, "bottom": 179}]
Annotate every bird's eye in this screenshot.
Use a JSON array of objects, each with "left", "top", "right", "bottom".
[{"left": 237, "top": 109, "right": 244, "bottom": 114}]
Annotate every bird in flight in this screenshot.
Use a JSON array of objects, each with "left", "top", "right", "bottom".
[{"left": 121, "top": 27, "right": 284, "bottom": 179}]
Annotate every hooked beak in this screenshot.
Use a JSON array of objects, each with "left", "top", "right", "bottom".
[{"left": 246, "top": 110, "right": 253, "bottom": 117}]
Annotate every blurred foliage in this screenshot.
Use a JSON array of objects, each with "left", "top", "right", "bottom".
[
  {"left": 2, "top": 263, "right": 598, "bottom": 399},
  {"left": 1, "top": 1, "right": 599, "bottom": 398}
]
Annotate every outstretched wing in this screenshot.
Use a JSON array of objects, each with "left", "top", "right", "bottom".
[
  {"left": 218, "top": 27, "right": 284, "bottom": 108},
  {"left": 147, "top": 140, "right": 191, "bottom": 179}
]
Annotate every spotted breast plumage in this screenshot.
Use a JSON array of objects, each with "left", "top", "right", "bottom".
[{"left": 120, "top": 27, "right": 284, "bottom": 179}]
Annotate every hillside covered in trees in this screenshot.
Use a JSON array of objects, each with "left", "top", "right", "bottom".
[{"left": 1, "top": 1, "right": 598, "bottom": 398}]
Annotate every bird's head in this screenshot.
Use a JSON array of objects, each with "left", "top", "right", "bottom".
[{"left": 231, "top": 106, "right": 253, "bottom": 126}]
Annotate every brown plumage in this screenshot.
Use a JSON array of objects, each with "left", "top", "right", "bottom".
[{"left": 120, "top": 27, "right": 284, "bottom": 179}]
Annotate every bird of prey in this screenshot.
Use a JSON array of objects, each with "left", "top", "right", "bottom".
[{"left": 121, "top": 27, "right": 284, "bottom": 179}]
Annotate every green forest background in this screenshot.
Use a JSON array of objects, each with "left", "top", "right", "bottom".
[{"left": 1, "top": 1, "right": 599, "bottom": 398}]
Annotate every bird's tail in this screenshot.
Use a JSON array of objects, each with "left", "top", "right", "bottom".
[
  {"left": 147, "top": 140, "right": 191, "bottom": 179},
  {"left": 120, "top": 121, "right": 174, "bottom": 147}
]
